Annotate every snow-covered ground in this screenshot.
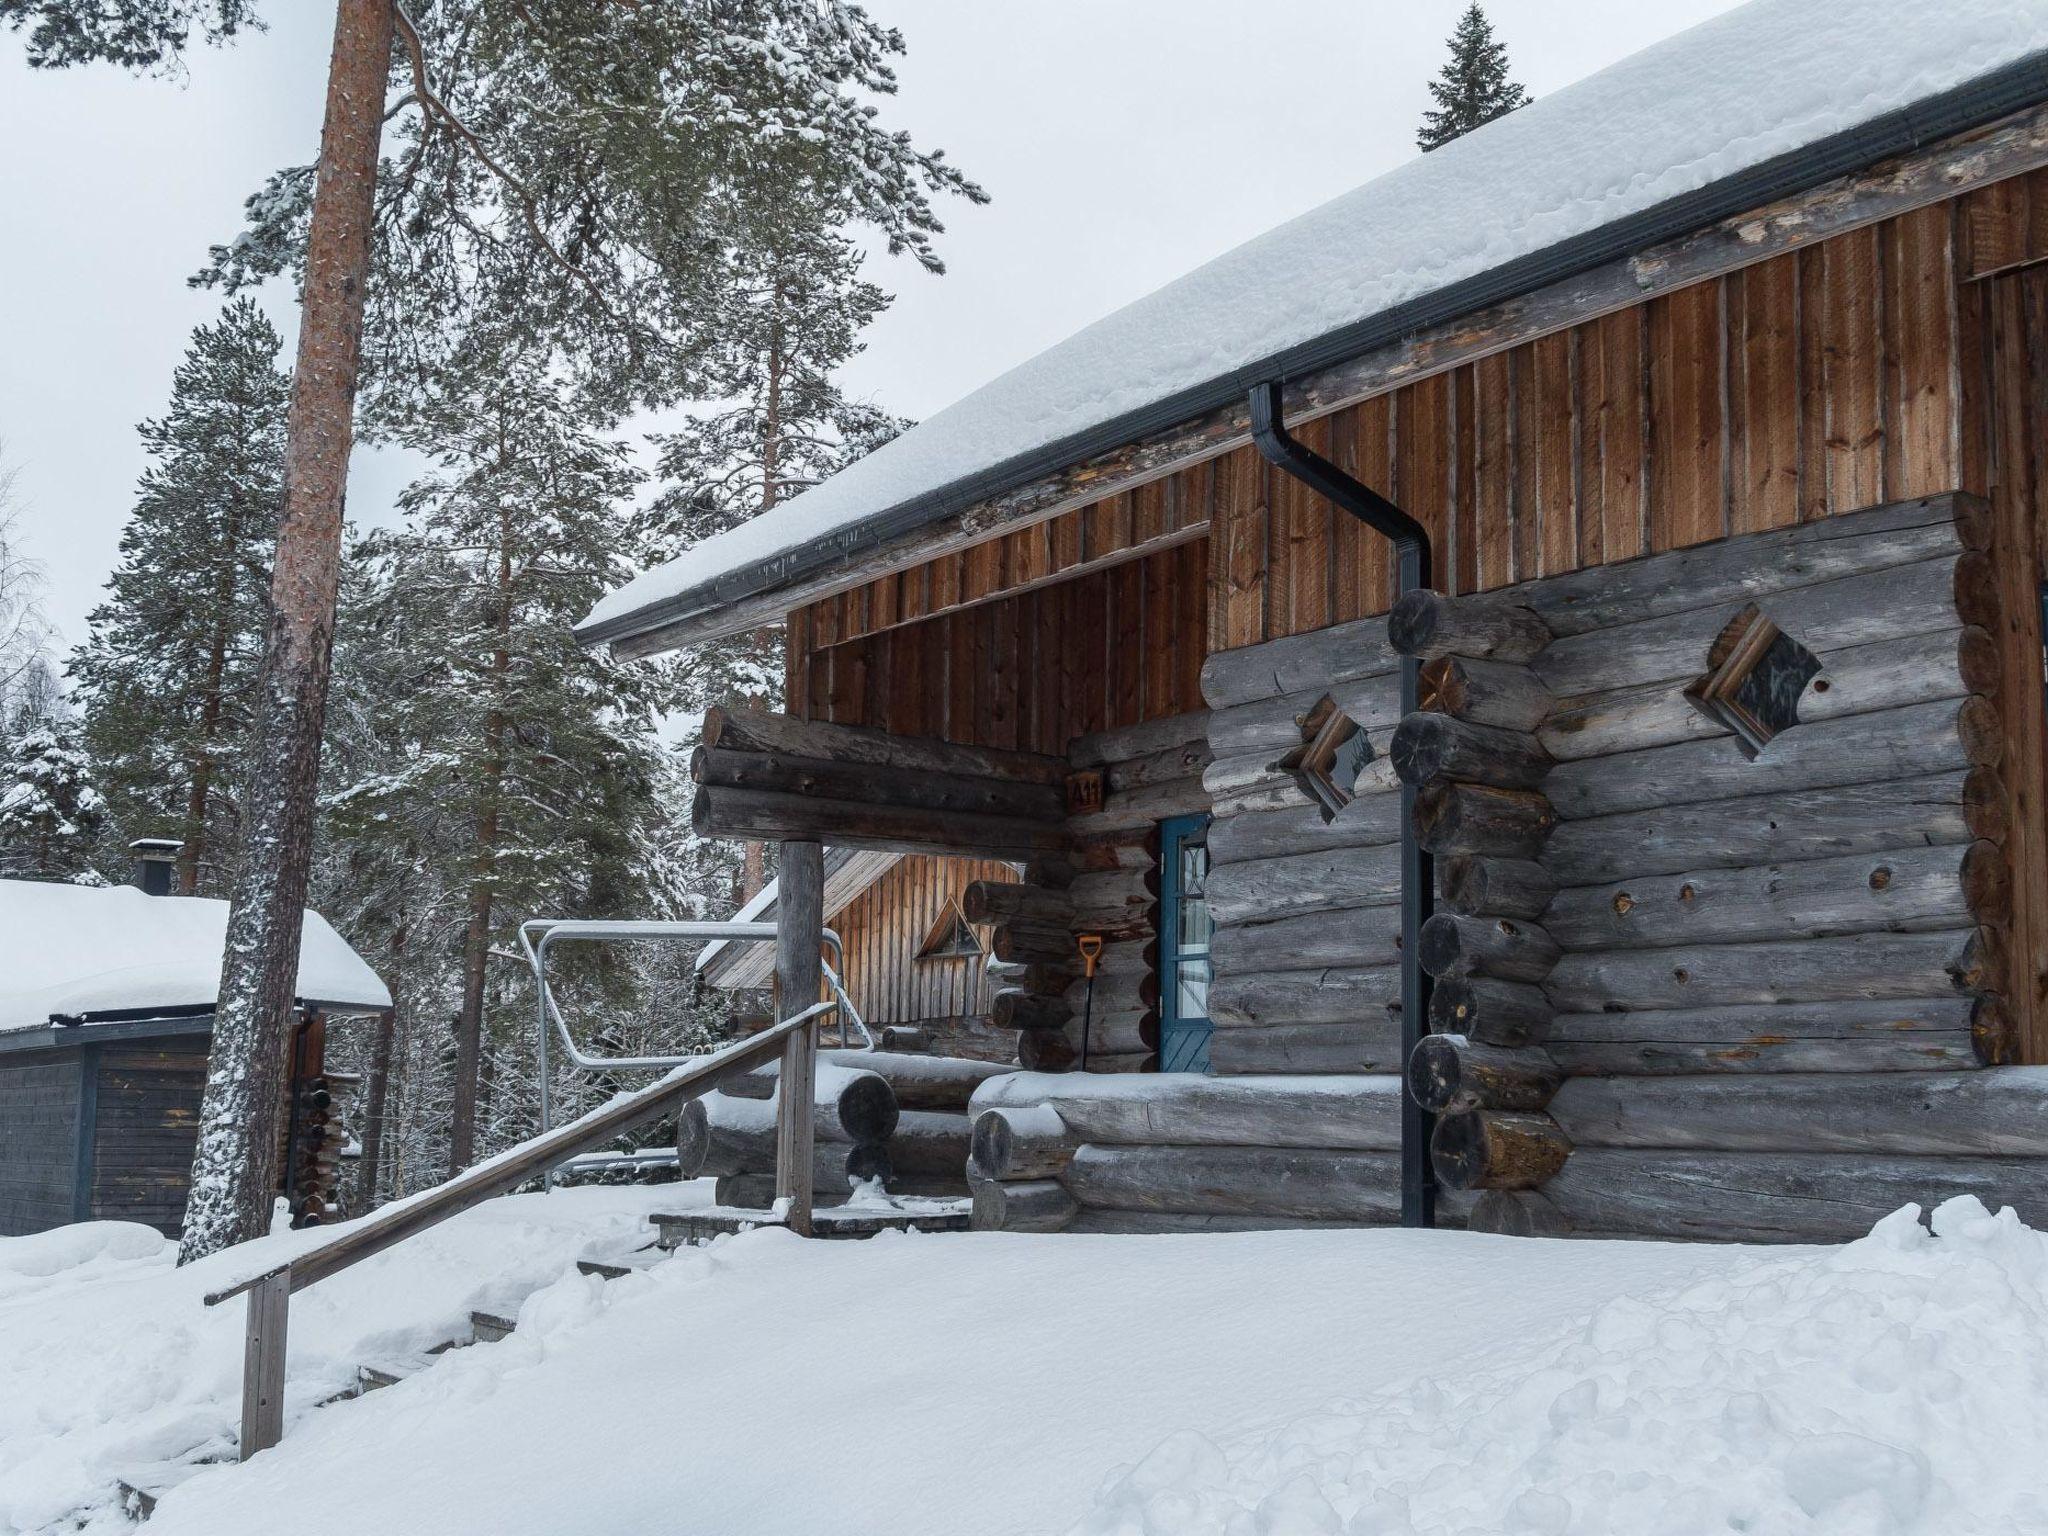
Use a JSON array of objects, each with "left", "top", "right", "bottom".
[{"left": 3, "top": 1188, "right": 2043, "bottom": 1536}]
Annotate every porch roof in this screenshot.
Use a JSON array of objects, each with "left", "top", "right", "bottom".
[{"left": 579, "top": 0, "right": 2048, "bottom": 656}]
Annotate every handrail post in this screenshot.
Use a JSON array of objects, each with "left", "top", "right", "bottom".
[
  {"left": 241, "top": 1268, "right": 290, "bottom": 1459},
  {"left": 774, "top": 840, "right": 824, "bottom": 1237}
]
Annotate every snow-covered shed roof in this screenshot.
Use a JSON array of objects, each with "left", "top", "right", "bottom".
[
  {"left": 0, "top": 880, "right": 392, "bottom": 1037},
  {"left": 580, "top": 0, "right": 2048, "bottom": 653},
  {"left": 696, "top": 849, "right": 905, "bottom": 990}
]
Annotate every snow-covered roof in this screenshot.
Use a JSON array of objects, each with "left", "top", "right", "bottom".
[
  {"left": 0, "top": 880, "right": 392, "bottom": 1034},
  {"left": 580, "top": 0, "right": 2048, "bottom": 652}
]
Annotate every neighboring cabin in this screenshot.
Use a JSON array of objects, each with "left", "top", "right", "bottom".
[
  {"left": 0, "top": 844, "right": 390, "bottom": 1238},
  {"left": 698, "top": 851, "right": 1021, "bottom": 1061},
  {"left": 583, "top": 2, "right": 2048, "bottom": 1241}
]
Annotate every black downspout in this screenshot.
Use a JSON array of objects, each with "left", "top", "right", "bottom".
[{"left": 1249, "top": 381, "right": 1436, "bottom": 1229}]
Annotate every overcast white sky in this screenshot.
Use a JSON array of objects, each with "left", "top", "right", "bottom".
[{"left": 0, "top": 0, "right": 1742, "bottom": 655}]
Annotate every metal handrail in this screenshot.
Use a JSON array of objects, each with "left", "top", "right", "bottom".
[
  {"left": 204, "top": 998, "right": 837, "bottom": 1459},
  {"left": 517, "top": 917, "right": 869, "bottom": 1139}
]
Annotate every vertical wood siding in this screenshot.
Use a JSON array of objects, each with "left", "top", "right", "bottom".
[
  {"left": 787, "top": 542, "right": 1210, "bottom": 752},
  {"left": 1963, "top": 265, "right": 2048, "bottom": 1063},
  {"left": 91, "top": 1040, "right": 209, "bottom": 1235},
  {"left": 787, "top": 202, "right": 1969, "bottom": 736},
  {"left": 0, "top": 1051, "right": 81, "bottom": 1236},
  {"left": 831, "top": 855, "right": 1016, "bottom": 1026}
]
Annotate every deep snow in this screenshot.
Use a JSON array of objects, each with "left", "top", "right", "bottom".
[
  {"left": 583, "top": 0, "right": 2048, "bottom": 639},
  {"left": 7, "top": 1187, "right": 2043, "bottom": 1536}
]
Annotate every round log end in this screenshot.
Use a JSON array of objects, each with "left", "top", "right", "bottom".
[
  {"left": 837, "top": 1072, "right": 901, "bottom": 1145},
  {"left": 1389, "top": 713, "right": 1448, "bottom": 788},
  {"left": 1416, "top": 912, "right": 1463, "bottom": 980},
  {"left": 1017, "top": 1026, "right": 1079, "bottom": 1073},
  {"left": 1972, "top": 993, "right": 2019, "bottom": 1066},
  {"left": 1407, "top": 1033, "right": 1465, "bottom": 1113},
  {"left": 675, "top": 1099, "right": 711, "bottom": 1177},
  {"left": 1387, "top": 588, "right": 1441, "bottom": 658},
  {"left": 690, "top": 784, "right": 716, "bottom": 838},
  {"left": 1430, "top": 1109, "right": 1571, "bottom": 1192}
]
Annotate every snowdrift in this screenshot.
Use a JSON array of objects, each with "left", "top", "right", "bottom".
[
  {"left": 3, "top": 1190, "right": 2044, "bottom": 1535},
  {"left": 1077, "top": 1198, "right": 2048, "bottom": 1536}
]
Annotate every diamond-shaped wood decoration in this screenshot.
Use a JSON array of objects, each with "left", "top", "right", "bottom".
[
  {"left": 1279, "top": 694, "right": 1374, "bottom": 823},
  {"left": 1683, "top": 603, "right": 1823, "bottom": 759}
]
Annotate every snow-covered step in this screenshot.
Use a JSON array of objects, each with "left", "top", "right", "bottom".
[
  {"left": 116, "top": 1457, "right": 228, "bottom": 1522},
  {"left": 575, "top": 1258, "right": 637, "bottom": 1281},
  {"left": 469, "top": 1309, "right": 518, "bottom": 1343},
  {"left": 650, "top": 1200, "right": 971, "bottom": 1250}
]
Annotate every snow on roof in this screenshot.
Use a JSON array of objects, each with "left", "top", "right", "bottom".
[
  {"left": 582, "top": 0, "right": 2048, "bottom": 648},
  {"left": 0, "top": 880, "right": 392, "bottom": 1033}
]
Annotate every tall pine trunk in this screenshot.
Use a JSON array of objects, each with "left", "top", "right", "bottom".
[
  {"left": 737, "top": 279, "right": 786, "bottom": 904},
  {"left": 180, "top": 0, "right": 395, "bottom": 1263},
  {"left": 356, "top": 911, "right": 404, "bottom": 1213},
  {"left": 179, "top": 502, "right": 244, "bottom": 895},
  {"left": 448, "top": 496, "right": 513, "bottom": 1173}
]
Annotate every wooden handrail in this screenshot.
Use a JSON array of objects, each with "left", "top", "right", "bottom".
[{"left": 204, "top": 1001, "right": 831, "bottom": 1457}]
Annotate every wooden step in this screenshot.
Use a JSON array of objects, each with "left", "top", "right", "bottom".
[
  {"left": 469, "top": 1309, "right": 518, "bottom": 1343},
  {"left": 575, "top": 1258, "right": 635, "bottom": 1281},
  {"left": 649, "top": 1201, "right": 972, "bottom": 1250}
]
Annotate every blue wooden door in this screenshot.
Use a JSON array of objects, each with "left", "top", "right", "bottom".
[{"left": 1158, "top": 813, "right": 1214, "bottom": 1073}]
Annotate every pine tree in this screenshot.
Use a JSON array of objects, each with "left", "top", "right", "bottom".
[
  {"left": 11, "top": 0, "right": 982, "bottom": 1259},
  {"left": 340, "top": 349, "right": 673, "bottom": 1174},
  {"left": 1417, "top": 4, "right": 1530, "bottom": 152},
  {"left": 641, "top": 209, "right": 906, "bottom": 899},
  {"left": 71, "top": 300, "right": 288, "bottom": 895},
  {"left": 0, "top": 724, "right": 105, "bottom": 880}
]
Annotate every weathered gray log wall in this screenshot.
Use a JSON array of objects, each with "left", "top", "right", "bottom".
[
  {"left": 1421, "top": 491, "right": 2047, "bottom": 1241},
  {"left": 1166, "top": 492, "right": 2045, "bottom": 1243},
  {"left": 965, "top": 1072, "right": 1459, "bottom": 1232},
  {"left": 979, "top": 711, "right": 1210, "bottom": 1077},
  {"left": 1200, "top": 615, "right": 1409, "bottom": 1077}
]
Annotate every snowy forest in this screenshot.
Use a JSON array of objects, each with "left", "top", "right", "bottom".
[
  {"left": 0, "top": 0, "right": 1527, "bottom": 1213},
  {"left": 0, "top": 0, "right": 998, "bottom": 1210}
]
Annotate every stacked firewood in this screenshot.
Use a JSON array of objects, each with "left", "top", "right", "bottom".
[{"left": 1388, "top": 588, "right": 1571, "bottom": 1235}]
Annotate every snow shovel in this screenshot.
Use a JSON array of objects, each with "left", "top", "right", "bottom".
[{"left": 1076, "top": 933, "right": 1103, "bottom": 1071}]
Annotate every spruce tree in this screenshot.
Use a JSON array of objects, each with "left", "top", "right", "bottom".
[
  {"left": 72, "top": 299, "right": 288, "bottom": 895},
  {"left": 0, "top": 724, "right": 105, "bottom": 880},
  {"left": 641, "top": 208, "right": 906, "bottom": 898},
  {"left": 342, "top": 349, "right": 671, "bottom": 1174},
  {"left": 1417, "top": 4, "right": 1530, "bottom": 152}
]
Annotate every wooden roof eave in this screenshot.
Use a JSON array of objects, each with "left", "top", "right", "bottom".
[{"left": 607, "top": 98, "right": 2048, "bottom": 660}]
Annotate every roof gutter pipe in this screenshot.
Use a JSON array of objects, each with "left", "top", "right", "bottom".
[{"left": 1249, "top": 381, "right": 1435, "bottom": 1229}]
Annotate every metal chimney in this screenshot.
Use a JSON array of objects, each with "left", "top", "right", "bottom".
[{"left": 129, "top": 838, "right": 182, "bottom": 896}]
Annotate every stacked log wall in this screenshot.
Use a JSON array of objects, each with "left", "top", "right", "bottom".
[
  {"left": 966, "top": 1073, "right": 1453, "bottom": 1232},
  {"left": 1462, "top": 492, "right": 2048, "bottom": 1240},
  {"left": 1198, "top": 616, "right": 1411, "bottom": 1081},
  {"left": 977, "top": 711, "right": 1211, "bottom": 1076}
]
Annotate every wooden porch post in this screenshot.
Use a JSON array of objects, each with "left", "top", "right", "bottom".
[
  {"left": 774, "top": 840, "right": 823, "bottom": 1237},
  {"left": 240, "top": 1268, "right": 290, "bottom": 1458}
]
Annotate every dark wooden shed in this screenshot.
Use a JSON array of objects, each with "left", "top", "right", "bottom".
[{"left": 0, "top": 868, "right": 390, "bottom": 1237}]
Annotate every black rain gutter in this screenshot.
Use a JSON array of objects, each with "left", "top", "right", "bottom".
[
  {"left": 1249, "top": 381, "right": 1435, "bottom": 1230},
  {"left": 577, "top": 51, "right": 2048, "bottom": 652}
]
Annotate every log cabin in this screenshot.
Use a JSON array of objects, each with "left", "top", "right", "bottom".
[
  {"left": 0, "top": 844, "right": 390, "bottom": 1237},
  {"left": 582, "top": 2, "right": 2048, "bottom": 1241},
  {"left": 696, "top": 849, "right": 1022, "bottom": 1061}
]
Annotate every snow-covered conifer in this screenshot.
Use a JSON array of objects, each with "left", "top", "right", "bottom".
[
  {"left": 71, "top": 299, "right": 287, "bottom": 895},
  {"left": 1417, "top": 4, "right": 1530, "bottom": 152}
]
